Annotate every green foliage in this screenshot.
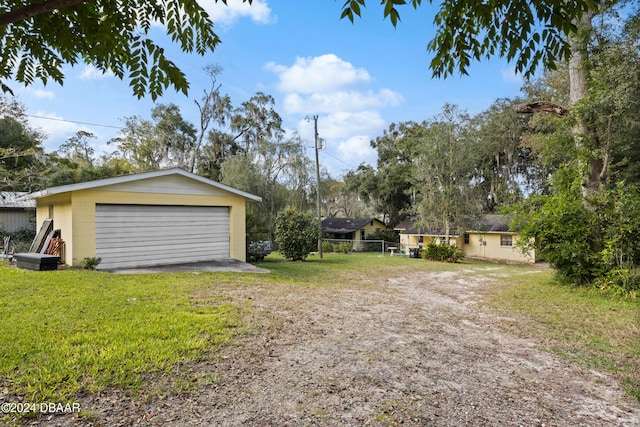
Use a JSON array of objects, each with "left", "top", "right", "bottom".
[
  {"left": 474, "top": 98, "right": 532, "bottom": 210},
  {"left": 57, "top": 130, "right": 96, "bottom": 167},
  {"left": 247, "top": 240, "right": 272, "bottom": 262},
  {"left": 365, "top": 228, "right": 398, "bottom": 244},
  {"left": 0, "top": 0, "right": 247, "bottom": 99},
  {"left": 415, "top": 104, "right": 482, "bottom": 234},
  {"left": 512, "top": 165, "right": 601, "bottom": 284},
  {"left": 274, "top": 207, "right": 319, "bottom": 261},
  {"left": 337, "top": 242, "right": 352, "bottom": 254},
  {"left": 345, "top": 121, "right": 420, "bottom": 226},
  {"left": 513, "top": 168, "right": 640, "bottom": 295},
  {"left": 594, "top": 183, "right": 640, "bottom": 295},
  {"left": 581, "top": 12, "right": 640, "bottom": 184},
  {"left": 321, "top": 240, "right": 334, "bottom": 253},
  {"left": 81, "top": 257, "right": 101, "bottom": 270},
  {"left": 363, "top": 228, "right": 399, "bottom": 252},
  {"left": 0, "top": 97, "right": 47, "bottom": 191},
  {"left": 220, "top": 125, "right": 311, "bottom": 243},
  {"left": 0, "top": 226, "right": 35, "bottom": 253},
  {"left": 340, "top": 0, "right": 601, "bottom": 78},
  {"left": 109, "top": 103, "right": 197, "bottom": 171},
  {"left": 423, "top": 240, "right": 464, "bottom": 263}
]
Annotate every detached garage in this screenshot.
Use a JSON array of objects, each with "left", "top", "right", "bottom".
[{"left": 23, "top": 168, "right": 261, "bottom": 270}]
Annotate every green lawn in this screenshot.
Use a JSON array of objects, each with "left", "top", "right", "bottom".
[
  {"left": 0, "top": 265, "right": 245, "bottom": 405},
  {"left": 1, "top": 252, "right": 638, "bottom": 418}
]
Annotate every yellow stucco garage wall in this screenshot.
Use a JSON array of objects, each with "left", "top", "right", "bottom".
[{"left": 33, "top": 171, "right": 254, "bottom": 267}]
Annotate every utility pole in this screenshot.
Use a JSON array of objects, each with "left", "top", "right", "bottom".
[{"left": 312, "top": 115, "right": 323, "bottom": 259}]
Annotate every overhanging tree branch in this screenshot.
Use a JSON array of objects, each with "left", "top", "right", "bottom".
[
  {"left": 513, "top": 102, "right": 569, "bottom": 118},
  {"left": 0, "top": 0, "right": 94, "bottom": 27}
]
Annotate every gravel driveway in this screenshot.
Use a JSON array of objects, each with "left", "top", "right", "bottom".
[{"left": 37, "top": 266, "right": 639, "bottom": 426}]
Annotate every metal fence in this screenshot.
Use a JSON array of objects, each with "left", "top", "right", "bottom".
[{"left": 321, "top": 239, "right": 400, "bottom": 256}]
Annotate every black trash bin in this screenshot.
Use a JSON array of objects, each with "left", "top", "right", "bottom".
[{"left": 409, "top": 248, "right": 421, "bottom": 258}]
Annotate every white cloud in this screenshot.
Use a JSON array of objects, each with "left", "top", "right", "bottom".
[
  {"left": 266, "top": 54, "right": 371, "bottom": 94},
  {"left": 283, "top": 89, "right": 403, "bottom": 115},
  {"left": 79, "top": 64, "right": 115, "bottom": 80},
  {"left": 27, "top": 88, "right": 55, "bottom": 100},
  {"left": 201, "top": 0, "right": 274, "bottom": 25},
  {"left": 269, "top": 54, "right": 404, "bottom": 173},
  {"left": 337, "top": 135, "right": 376, "bottom": 162},
  {"left": 323, "top": 110, "right": 386, "bottom": 139}
]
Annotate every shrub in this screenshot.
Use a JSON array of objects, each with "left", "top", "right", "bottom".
[
  {"left": 1, "top": 226, "right": 36, "bottom": 253},
  {"left": 81, "top": 257, "right": 101, "bottom": 270},
  {"left": 321, "top": 240, "right": 334, "bottom": 253},
  {"left": 275, "top": 207, "right": 319, "bottom": 261},
  {"left": 364, "top": 229, "right": 399, "bottom": 252},
  {"left": 423, "top": 241, "right": 464, "bottom": 263},
  {"left": 337, "top": 242, "right": 352, "bottom": 254}
]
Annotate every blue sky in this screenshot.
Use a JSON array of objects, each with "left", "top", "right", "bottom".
[{"left": 15, "top": 0, "right": 525, "bottom": 177}]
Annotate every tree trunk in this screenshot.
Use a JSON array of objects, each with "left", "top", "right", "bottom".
[{"left": 569, "top": 10, "right": 605, "bottom": 202}]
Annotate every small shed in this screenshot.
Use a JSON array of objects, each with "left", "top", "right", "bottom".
[
  {"left": 22, "top": 168, "right": 261, "bottom": 270},
  {"left": 0, "top": 192, "right": 36, "bottom": 232}
]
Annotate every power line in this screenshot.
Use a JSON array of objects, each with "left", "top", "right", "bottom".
[
  {"left": 27, "top": 114, "right": 123, "bottom": 130},
  {"left": 321, "top": 149, "right": 358, "bottom": 171}
]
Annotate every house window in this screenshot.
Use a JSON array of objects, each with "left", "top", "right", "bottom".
[
  {"left": 464, "top": 233, "right": 470, "bottom": 245},
  {"left": 418, "top": 235, "right": 424, "bottom": 243},
  {"left": 360, "top": 229, "right": 365, "bottom": 241},
  {"left": 500, "top": 234, "right": 513, "bottom": 247}
]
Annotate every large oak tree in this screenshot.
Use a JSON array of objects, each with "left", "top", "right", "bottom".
[{"left": 341, "top": 0, "right": 605, "bottom": 199}]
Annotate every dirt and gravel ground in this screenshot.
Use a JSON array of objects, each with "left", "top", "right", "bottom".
[{"left": 30, "top": 266, "right": 640, "bottom": 426}]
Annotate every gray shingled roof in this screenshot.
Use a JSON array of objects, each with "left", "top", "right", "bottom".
[
  {"left": 0, "top": 192, "right": 36, "bottom": 209},
  {"left": 468, "top": 214, "right": 511, "bottom": 232},
  {"left": 395, "top": 214, "right": 511, "bottom": 235},
  {"left": 394, "top": 217, "right": 460, "bottom": 236},
  {"left": 321, "top": 217, "right": 377, "bottom": 234}
]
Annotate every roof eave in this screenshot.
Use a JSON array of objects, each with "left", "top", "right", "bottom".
[{"left": 21, "top": 168, "right": 262, "bottom": 202}]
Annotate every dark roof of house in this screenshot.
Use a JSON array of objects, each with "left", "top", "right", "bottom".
[
  {"left": 394, "top": 217, "right": 460, "bottom": 236},
  {"left": 395, "top": 214, "right": 511, "bottom": 236},
  {"left": 321, "top": 217, "right": 382, "bottom": 234},
  {"left": 0, "top": 192, "right": 35, "bottom": 209},
  {"left": 467, "top": 214, "right": 511, "bottom": 232}
]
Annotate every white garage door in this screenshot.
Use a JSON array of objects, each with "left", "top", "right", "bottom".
[{"left": 95, "top": 204, "right": 229, "bottom": 269}]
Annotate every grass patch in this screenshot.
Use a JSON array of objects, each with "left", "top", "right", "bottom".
[
  {"left": 0, "top": 265, "right": 244, "bottom": 407},
  {"left": 484, "top": 269, "right": 640, "bottom": 400},
  {"left": 255, "top": 251, "right": 472, "bottom": 286}
]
